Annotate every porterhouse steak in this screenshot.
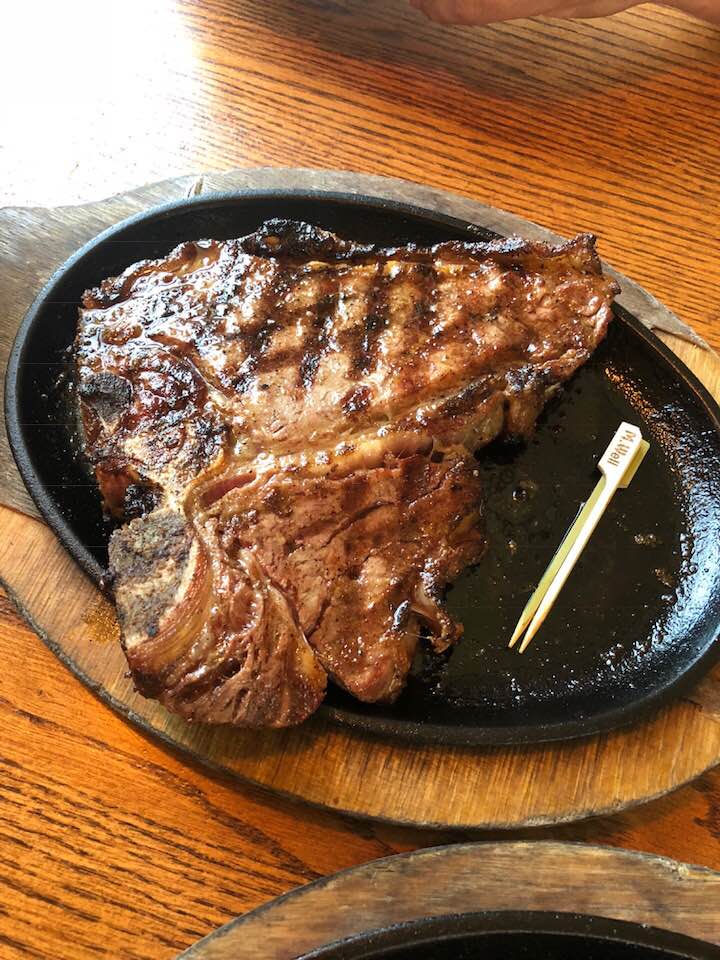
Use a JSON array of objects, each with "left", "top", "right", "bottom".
[{"left": 75, "top": 220, "right": 617, "bottom": 727}]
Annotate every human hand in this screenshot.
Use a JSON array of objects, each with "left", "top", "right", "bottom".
[
  {"left": 408, "top": 0, "right": 638, "bottom": 24},
  {"left": 409, "top": 0, "right": 720, "bottom": 24}
]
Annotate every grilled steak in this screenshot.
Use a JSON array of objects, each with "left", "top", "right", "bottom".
[{"left": 75, "top": 220, "right": 618, "bottom": 727}]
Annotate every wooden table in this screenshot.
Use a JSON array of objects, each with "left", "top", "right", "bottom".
[{"left": 1, "top": 2, "right": 719, "bottom": 957}]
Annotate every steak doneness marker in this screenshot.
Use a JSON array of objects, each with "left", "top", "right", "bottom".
[{"left": 510, "top": 422, "right": 650, "bottom": 654}]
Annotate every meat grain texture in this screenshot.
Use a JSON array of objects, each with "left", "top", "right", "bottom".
[{"left": 75, "top": 221, "right": 617, "bottom": 727}]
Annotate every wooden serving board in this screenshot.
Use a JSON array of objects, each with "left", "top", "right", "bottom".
[
  {"left": 180, "top": 842, "right": 720, "bottom": 959},
  {"left": 2, "top": 169, "right": 720, "bottom": 829}
]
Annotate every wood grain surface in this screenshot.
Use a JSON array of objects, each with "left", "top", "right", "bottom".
[
  {"left": 1, "top": 329, "right": 720, "bottom": 834},
  {"left": 178, "top": 843, "right": 720, "bottom": 958},
  {"left": 3, "top": 582, "right": 720, "bottom": 960},
  {"left": 3, "top": 1, "right": 720, "bottom": 350},
  {"left": 3, "top": 174, "right": 720, "bottom": 832},
  {"left": 1, "top": 1, "right": 720, "bottom": 958}
]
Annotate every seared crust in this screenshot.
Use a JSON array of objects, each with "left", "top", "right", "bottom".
[
  {"left": 84, "top": 221, "right": 605, "bottom": 303},
  {"left": 76, "top": 221, "right": 618, "bottom": 727}
]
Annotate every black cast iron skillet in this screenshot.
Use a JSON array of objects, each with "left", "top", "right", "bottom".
[
  {"left": 5, "top": 190, "right": 720, "bottom": 746},
  {"left": 298, "top": 912, "right": 720, "bottom": 960}
]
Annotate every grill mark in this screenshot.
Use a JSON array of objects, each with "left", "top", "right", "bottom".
[
  {"left": 234, "top": 324, "right": 275, "bottom": 393},
  {"left": 233, "top": 265, "right": 294, "bottom": 394},
  {"left": 352, "top": 264, "right": 392, "bottom": 376},
  {"left": 251, "top": 346, "right": 306, "bottom": 375},
  {"left": 298, "top": 275, "right": 340, "bottom": 391},
  {"left": 411, "top": 262, "right": 439, "bottom": 331},
  {"left": 342, "top": 385, "right": 371, "bottom": 415}
]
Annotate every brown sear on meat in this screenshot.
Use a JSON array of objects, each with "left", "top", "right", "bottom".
[{"left": 75, "top": 220, "right": 618, "bottom": 727}]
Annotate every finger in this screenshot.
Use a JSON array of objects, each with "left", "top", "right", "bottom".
[
  {"left": 411, "top": 0, "right": 642, "bottom": 22},
  {"left": 412, "top": 0, "right": 564, "bottom": 24},
  {"left": 412, "top": 1, "right": 491, "bottom": 25}
]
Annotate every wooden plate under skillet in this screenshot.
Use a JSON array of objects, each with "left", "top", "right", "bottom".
[{"left": 1, "top": 169, "right": 720, "bottom": 827}]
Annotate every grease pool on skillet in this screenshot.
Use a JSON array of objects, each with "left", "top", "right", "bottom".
[{"left": 5, "top": 190, "right": 720, "bottom": 746}]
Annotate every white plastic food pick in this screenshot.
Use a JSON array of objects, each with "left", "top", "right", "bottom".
[{"left": 509, "top": 422, "right": 650, "bottom": 654}]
